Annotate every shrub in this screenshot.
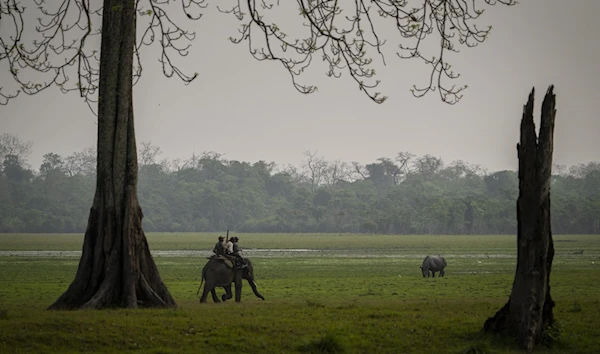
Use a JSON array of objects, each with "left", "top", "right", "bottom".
[{"left": 299, "top": 332, "right": 345, "bottom": 353}]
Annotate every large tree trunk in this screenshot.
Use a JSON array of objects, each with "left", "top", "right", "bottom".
[
  {"left": 483, "top": 86, "right": 556, "bottom": 351},
  {"left": 48, "top": 0, "right": 176, "bottom": 310}
]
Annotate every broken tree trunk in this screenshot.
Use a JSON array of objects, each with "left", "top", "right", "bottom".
[
  {"left": 483, "top": 86, "right": 557, "bottom": 351},
  {"left": 48, "top": 0, "right": 176, "bottom": 310}
]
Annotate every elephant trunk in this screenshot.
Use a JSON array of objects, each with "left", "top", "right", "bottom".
[{"left": 247, "top": 279, "right": 265, "bottom": 300}]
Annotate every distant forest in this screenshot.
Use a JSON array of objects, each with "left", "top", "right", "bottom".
[{"left": 1, "top": 134, "right": 599, "bottom": 234}]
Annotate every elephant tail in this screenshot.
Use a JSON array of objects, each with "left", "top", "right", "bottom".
[{"left": 196, "top": 267, "right": 206, "bottom": 296}]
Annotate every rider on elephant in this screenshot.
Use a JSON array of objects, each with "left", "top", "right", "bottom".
[
  {"left": 225, "top": 237, "right": 234, "bottom": 255},
  {"left": 231, "top": 237, "right": 246, "bottom": 269},
  {"left": 212, "top": 236, "right": 225, "bottom": 255}
]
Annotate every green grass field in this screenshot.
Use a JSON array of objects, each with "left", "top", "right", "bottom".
[{"left": 1, "top": 233, "right": 599, "bottom": 353}]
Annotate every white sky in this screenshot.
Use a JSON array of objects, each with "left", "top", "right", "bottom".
[{"left": 1, "top": 0, "right": 599, "bottom": 172}]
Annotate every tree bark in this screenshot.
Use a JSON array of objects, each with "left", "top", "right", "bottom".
[
  {"left": 48, "top": 0, "right": 176, "bottom": 310},
  {"left": 483, "top": 86, "right": 556, "bottom": 351}
]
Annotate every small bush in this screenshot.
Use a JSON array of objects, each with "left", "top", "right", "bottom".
[
  {"left": 569, "top": 301, "right": 582, "bottom": 313},
  {"left": 299, "top": 333, "right": 345, "bottom": 353}
]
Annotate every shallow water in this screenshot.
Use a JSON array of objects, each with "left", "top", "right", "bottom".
[
  {"left": 0, "top": 249, "right": 518, "bottom": 259},
  {"left": 1, "top": 248, "right": 595, "bottom": 261}
]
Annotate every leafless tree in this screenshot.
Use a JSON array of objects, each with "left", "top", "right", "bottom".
[
  {"left": 157, "top": 157, "right": 177, "bottom": 172},
  {"left": 163, "top": 157, "right": 184, "bottom": 172},
  {"left": 302, "top": 150, "right": 328, "bottom": 192},
  {"left": 395, "top": 151, "right": 415, "bottom": 180},
  {"left": 64, "top": 147, "right": 96, "bottom": 177},
  {"left": 323, "top": 160, "right": 353, "bottom": 186},
  {"left": 138, "top": 141, "right": 163, "bottom": 167},
  {"left": 179, "top": 153, "right": 200, "bottom": 170},
  {"left": 0, "top": 133, "right": 33, "bottom": 166},
  {"left": 351, "top": 161, "right": 368, "bottom": 180},
  {"left": 483, "top": 86, "right": 557, "bottom": 351},
  {"left": 412, "top": 154, "right": 444, "bottom": 180},
  {"left": 275, "top": 163, "right": 304, "bottom": 184}
]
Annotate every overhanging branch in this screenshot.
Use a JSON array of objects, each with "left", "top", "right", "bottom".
[
  {"left": 1, "top": 0, "right": 516, "bottom": 109},
  {"left": 225, "top": 0, "right": 516, "bottom": 104},
  {"left": 0, "top": 0, "right": 205, "bottom": 112}
]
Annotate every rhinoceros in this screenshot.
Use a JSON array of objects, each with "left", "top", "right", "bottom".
[{"left": 420, "top": 255, "right": 447, "bottom": 277}]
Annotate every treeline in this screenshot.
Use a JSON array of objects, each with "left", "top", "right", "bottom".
[{"left": 1, "top": 134, "right": 599, "bottom": 234}]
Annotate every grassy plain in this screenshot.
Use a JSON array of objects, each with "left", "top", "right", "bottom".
[{"left": 0, "top": 233, "right": 599, "bottom": 353}]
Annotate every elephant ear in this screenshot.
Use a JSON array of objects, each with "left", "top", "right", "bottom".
[{"left": 224, "top": 259, "right": 234, "bottom": 269}]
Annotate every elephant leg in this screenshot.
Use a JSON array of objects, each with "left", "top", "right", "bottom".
[
  {"left": 432, "top": 271, "right": 436, "bottom": 278},
  {"left": 222, "top": 285, "right": 233, "bottom": 302},
  {"left": 440, "top": 269, "right": 445, "bottom": 277},
  {"left": 235, "top": 279, "right": 242, "bottom": 303},
  {"left": 200, "top": 285, "right": 211, "bottom": 303},
  {"left": 210, "top": 289, "right": 220, "bottom": 303}
]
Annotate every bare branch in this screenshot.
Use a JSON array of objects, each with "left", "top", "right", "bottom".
[
  {"left": 351, "top": 161, "right": 368, "bottom": 180},
  {"left": 0, "top": 0, "right": 205, "bottom": 110},
  {"left": 136, "top": 0, "right": 207, "bottom": 85},
  {"left": 1, "top": 0, "right": 517, "bottom": 109},
  {"left": 224, "top": 0, "right": 517, "bottom": 104},
  {"left": 138, "top": 140, "right": 162, "bottom": 166},
  {"left": 0, "top": 0, "right": 101, "bottom": 109},
  {"left": 64, "top": 146, "right": 96, "bottom": 176},
  {"left": 302, "top": 149, "right": 329, "bottom": 192},
  {"left": 0, "top": 132, "right": 33, "bottom": 164}
]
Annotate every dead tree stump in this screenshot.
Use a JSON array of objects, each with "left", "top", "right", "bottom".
[{"left": 483, "top": 86, "right": 557, "bottom": 352}]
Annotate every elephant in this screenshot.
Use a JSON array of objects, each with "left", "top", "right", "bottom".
[
  {"left": 420, "top": 255, "right": 447, "bottom": 277},
  {"left": 198, "top": 256, "right": 265, "bottom": 303}
]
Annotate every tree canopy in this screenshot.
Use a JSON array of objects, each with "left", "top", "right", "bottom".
[{"left": 2, "top": 138, "right": 598, "bottom": 235}]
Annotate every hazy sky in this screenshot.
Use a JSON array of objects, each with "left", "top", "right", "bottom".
[{"left": 1, "top": 0, "right": 599, "bottom": 172}]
